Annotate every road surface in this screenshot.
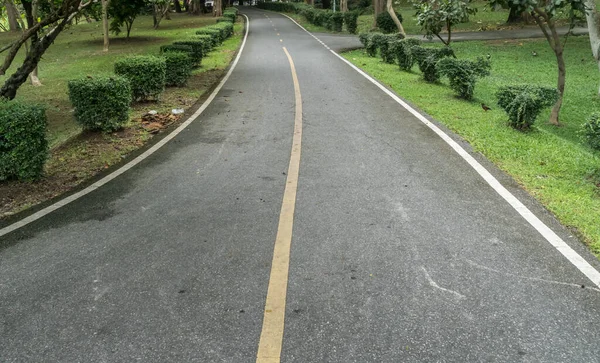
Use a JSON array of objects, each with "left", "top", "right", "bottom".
[{"left": 1, "top": 7, "right": 600, "bottom": 363}]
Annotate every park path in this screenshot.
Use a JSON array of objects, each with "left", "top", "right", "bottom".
[
  {"left": 315, "top": 25, "right": 589, "bottom": 51},
  {"left": 1, "top": 7, "right": 600, "bottom": 362}
]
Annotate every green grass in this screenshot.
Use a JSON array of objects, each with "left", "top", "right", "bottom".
[
  {"left": 343, "top": 36, "right": 600, "bottom": 257},
  {"left": 0, "top": 13, "right": 227, "bottom": 148}
]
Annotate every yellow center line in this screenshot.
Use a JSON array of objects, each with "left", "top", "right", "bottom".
[{"left": 256, "top": 47, "right": 303, "bottom": 363}]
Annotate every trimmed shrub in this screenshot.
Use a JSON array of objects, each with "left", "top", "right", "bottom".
[
  {"left": 162, "top": 52, "right": 193, "bottom": 87},
  {"left": 114, "top": 55, "right": 166, "bottom": 101},
  {"left": 223, "top": 8, "right": 238, "bottom": 21},
  {"left": 581, "top": 112, "right": 600, "bottom": 151},
  {"left": 391, "top": 38, "right": 421, "bottom": 71},
  {"left": 412, "top": 46, "right": 455, "bottom": 83},
  {"left": 196, "top": 28, "right": 222, "bottom": 44},
  {"left": 379, "top": 33, "right": 403, "bottom": 64},
  {"left": 0, "top": 99, "right": 47, "bottom": 181},
  {"left": 330, "top": 12, "right": 344, "bottom": 32},
  {"left": 437, "top": 57, "right": 491, "bottom": 99},
  {"left": 213, "top": 21, "right": 234, "bottom": 39},
  {"left": 172, "top": 40, "right": 204, "bottom": 63},
  {"left": 256, "top": 1, "right": 297, "bottom": 12},
  {"left": 496, "top": 85, "right": 559, "bottom": 130},
  {"left": 376, "top": 10, "right": 403, "bottom": 34},
  {"left": 216, "top": 16, "right": 233, "bottom": 23},
  {"left": 68, "top": 75, "right": 131, "bottom": 132},
  {"left": 343, "top": 11, "right": 359, "bottom": 34},
  {"left": 366, "top": 32, "right": 386, "bottom": 57},
  {"left": 302, "top": 8, "right": 316, "bottom": 23},
  {"left": 195, "top": 34, "right": 217, "bottom": 51}
]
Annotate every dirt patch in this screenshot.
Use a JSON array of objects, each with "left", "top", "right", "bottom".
[{"left": 0, "top": 69, "right": 226, "bottom": 218}]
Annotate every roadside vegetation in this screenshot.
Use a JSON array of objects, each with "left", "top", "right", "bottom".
[
  {"left": 343, "top": 36, "right": 600, "bottom": 256},
  {"left": 0, "top": 7, "right": 243, "bottom": 217}
]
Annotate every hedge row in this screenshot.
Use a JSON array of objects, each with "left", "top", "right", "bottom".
[
  {"left": 358, "top": 32, "right": 574, "bottom": 133},
  {"left": 256, "top": 1, "right": 359, "bottom": 34},
  {"left": 0, "top": 12, "right": 240, "bottom": 182}
]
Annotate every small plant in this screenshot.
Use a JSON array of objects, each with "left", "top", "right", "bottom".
[
  {"left": 343, "top": 11, "right": 359, "bottom": 34},
  {"left": 68, "top": 75, "right": 132, "bottom": 132},
  {"left": 330, "top": 12, "right": 344, "bottom": 32},
  {"left": 496, "top": 85, "right": 558, "bottom": 130},
  {"left": 162, "top": 52, "right": 193, "bottom": 87},
  {"left": 437, "top": 57, "right": 490, "bottom": 99},
  {"left": 0, "top": 99, "right": 47, "bottom": 181},
  {"left": 114, "top": 55, "right": 166, "bottom": 101},
  {"left": 392, "top": 38, "right": 422, "bottom": 71},
  {"left": 580, "top": 112, "right": 600, "bottom": 151},
  {"left": 376, "top": 10, "right": 403, "bottom": 34},
  {"left": 216, "top": 17, "right": 233, "bottom": 23}
]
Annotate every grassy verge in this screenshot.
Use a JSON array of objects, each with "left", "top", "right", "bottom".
[
  {"left": 343, "top": 36, "right": 600, "bottom": 257},
  {"left": 0, "top": 15, "right": 244, "bottom": 217}
]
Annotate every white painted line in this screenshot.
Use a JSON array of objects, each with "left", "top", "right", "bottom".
[
  {"left": 0, "top": 15, "right": 251, "bottom": 239},
  {"left": 281, "top": 13, "right": 600, "bottom": 289}
]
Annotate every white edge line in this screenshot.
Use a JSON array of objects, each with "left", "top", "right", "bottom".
[
  {"left": 281, "top": 13, "right": 600, "bottom": 289},
  {"left": 0, "top": 15, "right": 251, "bottom": 239}
]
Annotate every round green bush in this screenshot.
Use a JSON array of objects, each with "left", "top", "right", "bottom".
[
  {"left": 376, "top": 11, "right": 403, "bottom": 34},
  {"left": 68, "top": 75, "right": 132, "bottom": 132},
  {"left": 196, "top": 28, "right": 222, "bottom": 44},
  {"left": 0, "top": 99, "right": 47, "bottom": 181},
  {"left": 114, "top": 55, "right": 166, "bottom": 101},
  {"left": 162, "top": 52, "right": 193, "bottom": 87},
  {"left": 581, "top": 112, "right": 600, "bottom": 151},
  {"left": 437, "top": 57, "right": 491, "bottom": 100},
  {"left": 496, "top": 85, "right": 559, "bottom": 130}
]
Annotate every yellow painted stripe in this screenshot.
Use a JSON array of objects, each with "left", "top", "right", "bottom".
[{"left": 256, "top": 47, "right": 303, "bottom": 363}]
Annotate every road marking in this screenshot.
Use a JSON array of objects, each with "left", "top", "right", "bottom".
[
  {"left": 256, "top": 47, "right": 303, "bottom": 363},
  {"left": 281, "top": 13, "right": 600, "bottom": 289},
  {"left": 0, "top": 15, "right": 251, "bottom": 239}
]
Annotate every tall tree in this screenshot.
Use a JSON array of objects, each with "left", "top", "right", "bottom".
[
  {"left": 584, "top": 0, "right": 600, "bottom": 96},
  {"left": 386, "top": 0, "right": 405, "bottom": 35},
  {"left": 102, "top": 0, "right": 110, "bottom": 51},
  {"left": 489, "top": 0, "right": 586, "bottom": 125},
  {"left": 0, "top": 0, "right": 95, "bottom": 99},
  {"left": 4, "top": 0, "right": 20, "bottom": 31},
  {"left": 414, "top": 0, "right": 476, "bottom": 45},
  {"left": 373, "top": 0, "right": 385, "bottom": 27},
  {"left": 149, "top": 0, "right": 170, "bottom": 28},
  {"left": 173, "top": 0, "right": 181, "bottom": 12},
  {"left": 214, "top": 0, "right": 222, "bottom": 16},
  {"left": 109, "top": 0, "right": 145, "bottom": 38}
]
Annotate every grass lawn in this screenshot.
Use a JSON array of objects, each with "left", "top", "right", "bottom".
[
  {"left": 0, "top": 13, "right": 244, "bottom": 217},
  {"left": 343, "top": 36, "right": 600, "bottom": 257}
]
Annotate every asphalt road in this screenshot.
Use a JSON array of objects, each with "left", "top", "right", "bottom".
[{"left": 2, "top": 7, "right": 600, "bottom": 362}]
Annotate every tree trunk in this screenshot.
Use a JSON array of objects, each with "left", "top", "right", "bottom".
[
  {"left": 373, "top": 0, "right": 385, "bottom": 28},
  {"left": 549, "top": 41, "right": 565, "bottom": 126},
  {"left": 214, "top": 0, "right": 222, "bottom": 16},
  {"left": 341, "top": 0, "right": 348, "bottom": 12},
  {"left": 4, "top": 0, "right": 20, "bottom": 32},
  {"left": 506, "top": 8, "right": 532, "bottom": 24},
  {"left": 584, "top": 0, "right": 600, "bottom": 96},
  {"left": 102, "top": 0, "right": 110, "bottom": 52},
  {"left": 305, "top": 0, "right": 314, "bottom": 5},
  {"left": 386, "top": 0, "right": 405, "bottom": 36},
  {"left": 30, "top": 0, "right": 41, "bottom": 86},
  {"left": 174, "top": 0, "right": 182, "bottom": 12},
  {"left": 322, "top": 0, "right": 331, "bottom": 10}
]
